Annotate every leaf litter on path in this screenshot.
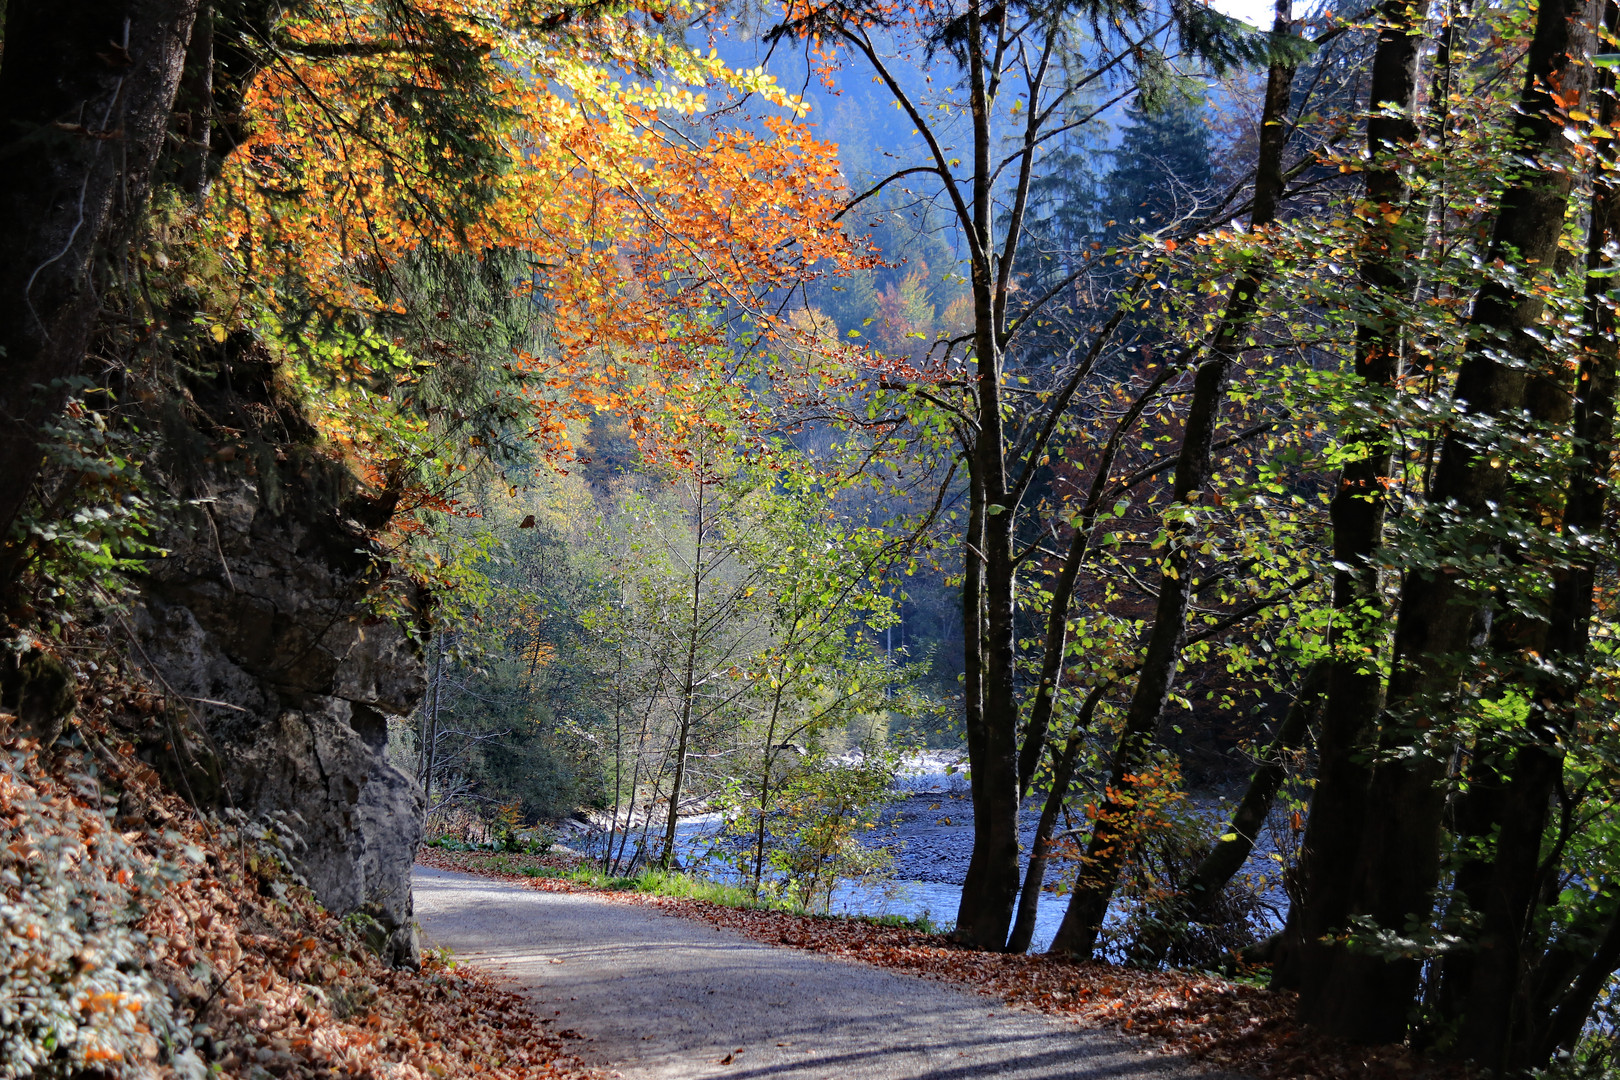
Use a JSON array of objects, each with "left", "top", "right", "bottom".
[{"left": 418, "top": 848, "right": 1477, "bottom": 1080}]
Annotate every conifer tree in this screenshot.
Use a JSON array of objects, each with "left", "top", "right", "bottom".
[{"left": 1101, "top": 99, "right": 1216, "bottom": 238}]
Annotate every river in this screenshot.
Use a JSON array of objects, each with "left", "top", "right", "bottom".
[{"left": 613, "top": 754, "right": 1289, "bottom": 955}]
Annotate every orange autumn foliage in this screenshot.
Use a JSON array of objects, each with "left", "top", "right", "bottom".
[{"left": 204, "top": 0, "right": 872, "bottom": 489}]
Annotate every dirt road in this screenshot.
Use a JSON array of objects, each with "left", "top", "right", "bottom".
[{"left": 412, "top": 867, "right": 1239, "bottom": 1080}]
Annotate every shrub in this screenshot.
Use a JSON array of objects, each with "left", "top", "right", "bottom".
[{"left": 0, "top": 743, "right": 204, "bottom": 1079}]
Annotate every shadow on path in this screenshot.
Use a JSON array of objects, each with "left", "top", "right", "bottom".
[{"left": 413, "top": 868, "right": 1245, "bottom": 1080}]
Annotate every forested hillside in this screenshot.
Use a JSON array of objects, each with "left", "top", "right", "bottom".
[{"left": 4, "top": 0, "right": 1620, "bottom": 1076}]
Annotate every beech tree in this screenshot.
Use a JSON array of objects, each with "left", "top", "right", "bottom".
[
  {"left": 1047, "top": 0, "right": 1301, "bottom": 957},
  {"left": 1284, "top": 0, "right": 1616, "bottom": 1052},
  {"left": 0, "top": 0, "right": 877, "bottom": 603},
  {"left": 1061, "top": 0, "right": 1620, "bottom": 1062}
]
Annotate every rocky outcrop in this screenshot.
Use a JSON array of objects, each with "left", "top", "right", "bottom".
[{"left": 131, "top": 466, "right": 426, "bottom": 967}]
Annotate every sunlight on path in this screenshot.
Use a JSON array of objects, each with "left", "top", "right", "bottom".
[{"left": 413, "top": 867, "right": 1247, "bottom": 1080}]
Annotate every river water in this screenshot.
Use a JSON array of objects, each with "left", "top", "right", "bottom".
[
  {"left": 650, "top": 756, "right": 1072, "bottom": 951},
  {"left": 619, "top": 754, "right": 1289, "bottom": 954}
]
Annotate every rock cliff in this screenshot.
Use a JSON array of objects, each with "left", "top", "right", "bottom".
[{"left": 129, "top": 405, "right": 426, "bottom": 965}]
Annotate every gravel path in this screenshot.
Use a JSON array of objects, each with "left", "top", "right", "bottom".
[{"left": 413, "top": 867, "right": 1240, "bottom": 1080}]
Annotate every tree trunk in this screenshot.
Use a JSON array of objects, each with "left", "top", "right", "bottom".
[
  {"left": 1536, "top": 894, "right": 1620, "bottom": 1059},
  {"left": 1303, "top": 0, "right": 1594, "bottom": 1042},
  {"left": 1274, "top": 0, "right": 1422, "bottom": 997},
  {"left": 659, "top": 602, "right": 701, "bottom": 869},
  {"left": 1017, "top": 362, "right": 1177, "bottom": 798},
  {"left": 752, "top": 673, "right": 792, "bottom": 896},
  {"left": 1007, "top": 686, "right": 1103, "bottom": 953},
  {"left": 956, "top": 502, "right": 1023, "bottom": 948},
  {"left": 1441, "top": 236, "right": 1584, "bottom": 1026},
  {"left": 1046, "top": 0, "right": 1296, "bottom": 959},
  {"left": 419, "top": 629, "right": 447, "bottom": 811},
  {"left": 611, "top": 664, "right": 664, "bottom": 874},
  {"left": 174, "top": 0, "right": 213, "bottom": 197},
  {"left": 955, "top": 447, "right": 1005, "bottom": 944},
  {"left": 0, "top": 0, "right": 198, "bottom": 571},
  {"left": 1019, "top": 509, "right": 1092, "bottom": 801},
  {"left": 1185, "top": 662, "right": 1324, "bottom": 919},
  {"left": 1457, "top": 11, "right": 1616, "bottom": 1063},
  {"left": 661, "top": 464, "right": 709, "bottom": 868},
  {"left": 954, "top": 0, "right": 1024, "bottom": 951}
]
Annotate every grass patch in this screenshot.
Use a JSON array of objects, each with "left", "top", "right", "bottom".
[
  {"left": 844, "top": 910, "right": 949, "bottom": 935},
  {"left": 516, "top": 865, "right": 947, "bottom": 933},
  {"left": 422, "top": 848, "right": 948, "bottom": 935},
  {"left": 519, "top": 865, "right": 766, "bottom": 907}
]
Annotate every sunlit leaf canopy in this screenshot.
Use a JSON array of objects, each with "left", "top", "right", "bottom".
[{"left": 204, "top": 0, "right": 875, "bottom": 502}]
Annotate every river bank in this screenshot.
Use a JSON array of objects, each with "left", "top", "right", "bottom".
[{"left": 582, "top": 776, "right": 1290, "bottom": 954}]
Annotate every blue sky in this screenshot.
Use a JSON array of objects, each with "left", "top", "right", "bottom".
[{"left": 1210, "top": 0, "right": 1287, "bottom": 28}]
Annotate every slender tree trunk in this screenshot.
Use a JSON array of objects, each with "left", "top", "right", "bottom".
[
  {"left": 635, "top": 767, "right": 664, "bottom": 870},
  {"left": 1304, "top": 0, "right": 1594, "bottom": 1041},
  {"left": 658, "top": 683, "right": 695, "bottom": 866},
  {"left": 1017, "top": 510, "right": 1098, "bottom": 801},
  {"left": 605, "top": 650, "right": 627, "bottom": 868},
  {"left": 419, "top": 629, "right": 447, "bottom": 811},
  {"left": 175, "top": 1, "right": 213, "bottom": 197},
  {"left": 1007, "top": 686, "right": 1103, "bottom": 953},
  {"left": 752, "top": 669, "right": 791, "bottom": 897},
  {"left": 1073, "top": 592, "right": 1324, "bottom": 964},
  {"left": 638, "top": 725, "right": 683, "bottom": 871},
  {"left": 660, "top": 512, "right": 705, "bottom": 868},
  {"left": 0, "top": 0, "right": 198, "bottom": 570},
  {"left": 1274, "top": 0, "right": 1423, "bottom": 997},
  {"left": 1537, "top": 894, "right": 1620, "bottom": 1059},
  {"left": 955, "top": 454, "right": 997, "bottom": 938},
  {"left": 1017, "top": 364, "right": 1176, "bottom": 798},
  {"left": 1047, "top": 0, "right": 1296, "bottom": 959},
  {"left": 1185, "top": 661, "right": 1324, "bottom": 919},
  {"left": 660, "top": 448, "right": 715, "bottom": 869},
  {"left": 611, "top": 663, "right": 663, "bottom": 874},
  {"left": 954, "top": 0, "right": 1026, "bottom": 950}
]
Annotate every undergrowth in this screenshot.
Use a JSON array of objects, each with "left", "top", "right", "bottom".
[
  {"left": 540, "top": 863, "right": 953, "bottom": 933},
  {"left": 420, "top": 847, "right": 944, "bottom": 933}
]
